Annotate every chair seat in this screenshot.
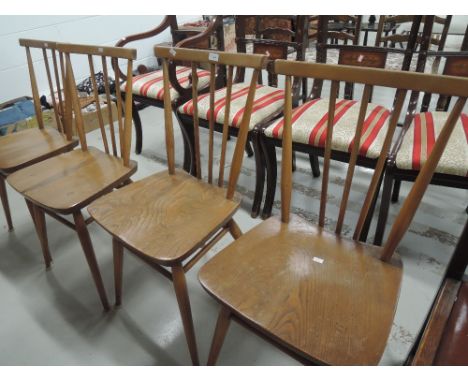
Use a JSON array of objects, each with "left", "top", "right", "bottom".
[
  {"left": 264, "top": 98, "right": 391, "bottom": 159},
  {"left": 87, "top": 170, "right": 241, "bottom": 265},
  {"left": 434, "top": 281, "right": 468, "bottom": 365},
  {"left": 199, "top": 215, "right": 403, "bottom": 365},
  {"left": 7, "top": 147, "right": 137, "bottom": 214},
  {"left": 178, "top": 82, "right": 285, "bottom": 130},
  {"left": 121, "top": 66, "right": 211, "bottom": 101},
  {"left": 0, "top": 127, "right": 78, "bottom": 173},
  {"left": 396, "top": 111, "right": 468, "bottom": 177}
]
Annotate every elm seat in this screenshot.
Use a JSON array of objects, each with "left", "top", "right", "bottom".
[
  {"left": 121, "top": 65, "right": 211, "bottom": 101},
  {"left": 264, "top": 98, "right": 391, "bottom": 159},
  {"left": 88, "top": 170, "right": 241, "bottom": 265},
  {"left": 396, "top": 111, "right": 468, "bottom": 177},
  {"left": 0, "top": 128, "right": 78, "bottom": 173},
  {"left": 7, "top": 147, "right": 137, "bottom": 214},
  {"left": 178, "top": 82, "right": 285, "bottom": 130},
  {"left": 199, "top": 214, "right": 403, "bottom": 365}
]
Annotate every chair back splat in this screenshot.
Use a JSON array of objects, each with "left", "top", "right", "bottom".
[
  {"left": 275, "top": 60, "right": 468, "bottom": 261},
  {"left": 57, "top": 43, "right": 136, "bottom": 167},
  {"left": 155, "top": 46, "right": 267, "bottom": 199}
]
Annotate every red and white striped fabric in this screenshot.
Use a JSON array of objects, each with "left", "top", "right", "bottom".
[
  {"left": 264, "top": 98, "right": 391, "bottom": 159},
  {"left": 178, "top": 82, "right": 285, "bottom": 130},
  {"left": 396, "top": 111, "right": 468, "bottom": 177},
  {"left": 121, "top": 66, "right": 210, "bottom": 101}
]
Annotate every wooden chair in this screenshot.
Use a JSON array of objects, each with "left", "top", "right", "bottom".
[
  {"left": 87, "top": 47, "right": 268, "bottom": 365},
  {"left": 6, "top": 43, "right": 138, "bottom": 310},
  {"left": 408, "top": 218, "right": 468, "bottom": 365},
  {"left": 374, "top": 52, "right": 468, "bottom": 245},
  {"left": 0, "top": 39, "right": 78, "bottom": 231},
  {"left": 198, "top": 59, "right": 468, "bottom": 365},
  {"left": 176, "top": 16, "right": 309, "bottom": 218},
  {"left": 115, "top": 15, "right": 224, "bottom": 154}
]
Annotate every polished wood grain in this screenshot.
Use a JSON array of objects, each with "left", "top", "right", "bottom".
[
  {"left": 8, "top": 147, "right": 137, "bottom": 214},
  {"left": 199, "top": 215, "right": 403, "bottom": 365},
  {"left": 88, "top": 170, "right": 241, "bottom": 266}
]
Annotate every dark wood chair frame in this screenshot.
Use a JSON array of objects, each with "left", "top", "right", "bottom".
[
  {"left": 114, "top": 15, "right": 225, "bottom": 155},
  {"left": 374, "top": 51, "right": 468, "bottom": 245},
  {"left": 176, "top": 15, "right": 309, "bottom": 219}
]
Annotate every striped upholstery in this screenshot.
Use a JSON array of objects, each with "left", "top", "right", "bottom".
[
  {"left": 264, "top": 98, "right": 391, "bottom": 159},
  {"left": 396, "top": 112, "right": 468, "bottom": 177},
  {"left": 121, "top": 66, "right": 210, "bottom": 101},
  {"left": 178, "top": 82, "right": 285, "bottom": 129}
]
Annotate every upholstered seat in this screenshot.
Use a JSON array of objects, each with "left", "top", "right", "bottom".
[
  {"left": 396, "top": 111, "right": 468, "bottom": 177},
  {"left": 178, "top": 82, "right": 285, "bottom": 130},
  {"left": 121, "top": 65, "right": 211, "bottom": 101},
  {"left": 264, "top": 98, "right": 391, "bottom": 158}
]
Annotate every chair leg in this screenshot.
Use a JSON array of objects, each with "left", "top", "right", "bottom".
[
  {"left": 176, "top": 114, "right": 195, "bottom": 175},
  {"left": 391, "top": 178, "right": 401, "bottom": 203},
  {"left": 207, "top": 306, "right": 232, "bottom": 366},
  {"left": 29, "top": 203, "right": 53, "bottom": 268},
  {"left": 132, "top": 101, "right": 143, "bottom": 155},
  {"left": 172, "top": 264, "right": 199, "bottom": 365},
  {"left": 309, "top": 154, "right": 321, "bottom": 178},
  {"left": 261, "top": 138, "right": 278, "bottom": 219},
  {"left": 0, "top": 176, "right": 13, "bottom": 231},
  {"left": 292, "top": 151, "right": 296, "bottom": 172},
  {"left": 227, "top": 219, "right": 242, "bottom": 239},
  {"left": 251, "top": 131, "right": 265, "bottom": 218},
  {"left": 113, "top": 238, "right": 124, "bottom": 306},
  {"left": 359, "top": 168, "right": 385, "bottom": 243},
  {"left": 245, "top": 139, "right": 254, "bottom": 158},
  {"left": 374, "top": 170, "right": 394, "bottom": 246},
  {"left": 73, "top": 211, "right": 110, "bottom": 311}
]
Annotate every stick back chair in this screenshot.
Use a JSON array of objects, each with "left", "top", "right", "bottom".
[
  {"left": 7, "top": 42, "right": 138, "bottom": 310},
  {"left": 87, "top": 47, "right": 268, "bottom": 365},
  {"left": 199, "top": 59, "right": 468, "bottom": 365},
  {"left": 408, "top": 218, "right": 468, "bottom": 365},
  {"left": 176, "top": 16, "right": 309, "bottom": 219},
  {"left": 115, "top": 15, "right": 224, "bottom": 154},
  {"left": 374, "top": 53, "right": 468, "bottom": 245},
  {"left": 0, "top": 39, "right": 78, "bottom": 231}
]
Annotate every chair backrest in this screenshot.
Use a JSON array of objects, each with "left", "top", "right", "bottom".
[
  {"left": 57, "top": 43, "right": 136, "bottom": 167},
  {"left": 274, "top": 59, "right": 468, "bottom": 261},
  {"left": 19, "top": 39, "right": 68, "bottom": 136},
  {"left": 155, "top": 46, "right": 267, "bottom": 198}
]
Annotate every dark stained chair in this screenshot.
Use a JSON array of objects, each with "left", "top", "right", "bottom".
[
  {"left": 7, "top": 42, "right": 138, "bottom": 310},
  {"left": 199, "top": 58, "right": 468, "bottom": 365},
  {"left": 0, "top": 39, "right": 78, "bottom": 231}
]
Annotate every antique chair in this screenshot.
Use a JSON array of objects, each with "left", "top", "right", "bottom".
[
  {"left": 374, "top": 52, "right": 468, "bottom": 245},
  {"left": 0, "top": 39, "right": 78, "bottom": 231},
  {"left": 115, "top": 15, "right": 224, "bottom": 154},
  {"left": 408, "top": 218, "right": 468, "bottom": 365},
  {"left": 87, "top": 47, "right": 268, "bottom": 365},
  {"left": 199, "top": 59, "right": 468, "bottom": 365},
  {"left": 176, "top": 15, "right": 309, "bottom": 218},
  {"left": 7, "top": 42, "right": 138, "bottom": 310}
]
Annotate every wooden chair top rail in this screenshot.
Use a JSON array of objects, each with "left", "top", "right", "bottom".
[
  {"left": 274, "top": 60, "right": 468, "bottom": 98},
  {"left": 19, "top": 38, "right": 58, "bottom": 49},
  {"left": 154, "top": 46, "right": 268, "bottom": 69},
  {"left": 56, "top": 42, "right": 136, "bottom": 60}
]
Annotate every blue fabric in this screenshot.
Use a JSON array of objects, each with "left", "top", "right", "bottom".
[{"left": 0, "top": 100, "right": 35, "bottom": 127}]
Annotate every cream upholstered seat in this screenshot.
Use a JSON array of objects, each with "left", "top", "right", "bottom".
[
  {"left": 178, "top": 82, "right": 285, "bottom": 130},
  {"left": 396, "top": 111, "right": 468, "bottom": 177},
  {"left": 121, "top": 65, "right": 211, "bottom": 101},
  {"left": 264, "top": 98, "right": 391, "bottom": 159}
]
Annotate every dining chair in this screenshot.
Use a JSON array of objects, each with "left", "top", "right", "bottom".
[
  {"left": 6, "top": 42, "right": 138, "bottom": 310},
  {"left": 407, "top": 218, "right": 468, "bottom": 365},
  {"left": 0, "top": 39, "right": 78, "bottom": 231},
  {"left": 115, "top": 15, "right": 224, "bottom": 154},
  {"left": 198, "top": 59, "right": 468, "bottom": 365},
  {"left": 87, "top": 47, "right": 268, "bottom": 365}
]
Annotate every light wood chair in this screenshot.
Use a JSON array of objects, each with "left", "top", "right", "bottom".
[
  {"left": 7, "top": 42, "right": 138, "bottom": 310},
  {"left": 87, "top": 47, "right": 268, "bottom": 365},
  {"left": 0, "top": 39, "right": 78, "bottom": 231},
  {"left": 199, "top": 60, "right": 468, "bottom": 365}
]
